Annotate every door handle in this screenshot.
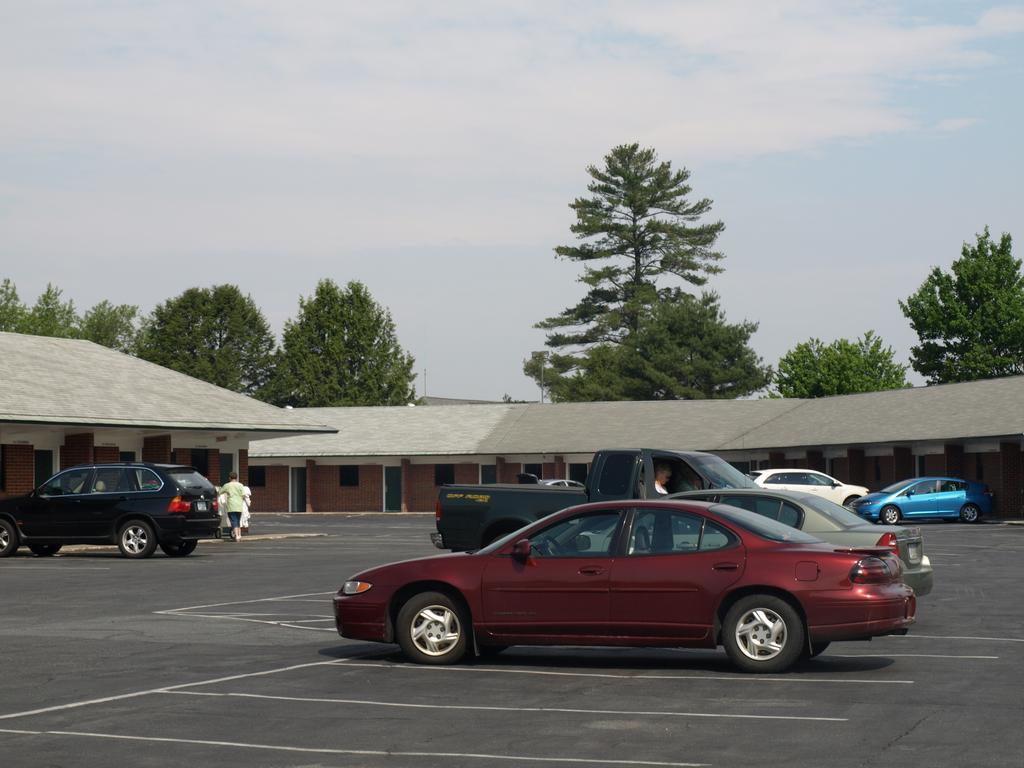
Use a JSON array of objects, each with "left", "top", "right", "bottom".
[
  {"left": 578, "top": 566, "right": 606, "bottom": 575},
  {"left": 713, "top": 562, "right": 739, "bottom": 571}
]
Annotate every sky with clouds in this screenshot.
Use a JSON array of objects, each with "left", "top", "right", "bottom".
[{"left": 2, "top": 1, "right": 1022, "bottom": 400}]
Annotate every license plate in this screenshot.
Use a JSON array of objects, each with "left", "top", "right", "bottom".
[{"left": 196, "top": 501, "right": 207, "bottom": 512}]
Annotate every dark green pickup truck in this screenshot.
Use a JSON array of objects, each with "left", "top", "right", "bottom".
[{"left": 430, "top": 448, "right": 753, "bottom": 551}]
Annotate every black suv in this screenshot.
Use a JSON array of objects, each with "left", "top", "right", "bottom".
[{"left": 0, "top": 463, "right": 221, "bottom": 559}]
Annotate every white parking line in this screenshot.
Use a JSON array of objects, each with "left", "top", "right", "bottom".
[
  {"left": 334, "top": 660, "right": 913, "bottom": 685},
  {"left": 154, "top": 591, "right": 334, "bottom": 614},
  {"left": 829, "top": 654, "right": 997, "bottom": 659},
  {"left": 0, "top": 729, "right": 708, "bottom": 766},
  {"left": 895, "top": 634, "right": 1024, "bottom": 643},
  {"left": 164, "top": 690, "right": 847, "bottom": 722}
]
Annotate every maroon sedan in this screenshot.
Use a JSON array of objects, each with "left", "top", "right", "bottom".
[{"left": 334, "top": 500, "right": 915, "bottom": 673}]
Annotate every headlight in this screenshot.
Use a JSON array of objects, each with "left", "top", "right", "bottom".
[{"left": 342, "top": 580, "right": 372, "bottom": 595}]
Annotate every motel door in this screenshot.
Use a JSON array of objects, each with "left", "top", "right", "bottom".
[
  {"left": 385, "top": 466, "right": 402, "bottom": 512},
  {"left": 290, "top": 467, "right": 307, "bottom": 513}
]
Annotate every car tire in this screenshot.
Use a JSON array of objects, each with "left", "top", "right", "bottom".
[
  {"left": 0, "top": 519, "right": 19, "bottom": 557},
  {"left": 28, "top": 544, "right": 62, "bottom": 557},
  {"left": 722, "top": 594, "right": 805, "bottom": 673},
  {"left": 396, "top": 591, "right": 469, "bottom": 665},
  {"left": 842, "top": 495, "right": 860, "bottom": 507},
  {"left": 117, "top": 520, "right": 158, "bottom": 559},
  {"left": 880, "top": 505, "right": 901, "bottom": 525},
  {"left": 159, "top": 540, "right": 198, "bottom": 557},
  {"left": 959, "top": 504, "right": 981, "bottom": 523}
]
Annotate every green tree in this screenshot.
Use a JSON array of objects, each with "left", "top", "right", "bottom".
[
  {"left": 137, "top": 284, "right": 276, "bottom": 396},
  {"left": 536, "top": 143, "right": 725, "bottom": 349},
  {"left": 526, "top": 292, "right": 770, "bottom": 402},
  {"left": 78, "top": 300, "right": 140, "bottom": 353},
  {"left": 772, "top": 331, "right": 908, "bottom": 398},
  {"left": 900, "top": 228, "right": 1024, "bottom": 383},
  {"left": 21, "top": 284, "right": 79, "bottom": 338},
  {"left": 266, "top": 279, "right": 416, "bottom": 407},
  {"left": 0, "top": 278, "right": 26, "bottom": 331}
]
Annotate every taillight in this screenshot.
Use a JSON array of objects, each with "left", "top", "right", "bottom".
[
  {"left": 167, "top": 496, "right": 191, "bottom": 514},
  {"left": 211, "top": 499, "right": 219, "bottom": 512},
  {"left": 876, "top": 531, "right": 899, "bottom": 555},
  {"left": 850, "top": 556, "right": 898, "bottom": 584},
  {"left": 435, "top": 498, "right": 442, "bottom": 524}
]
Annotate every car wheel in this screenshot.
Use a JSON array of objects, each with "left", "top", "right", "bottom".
[
  {"left": 802, "top": 640, "right": 831, "bottom": 659},
  {"left": 959, "top": 504, "right": 981, "bottom": 523},
  {"left": 396, "top": 591, "right": 469, "bottom": 665},
  {"left": 880, "top": 505, "right": 901, "bottom": 525},
  {"left": 28, "top": 544, "right": 62, "bottom": 557},
  {"left": 117, "top": 520, "right": 158, "bottom": 559},
  {"left": 159, "top": 540, "right": 198, "bottom": 557},
  {"left": 0, "top": 519, "right": 19, "bottom": 557},
  {"left": 842, "top": 495, "right": 860, "bottom": 507},
  {"left": 722, "top": 595, "right": 805, "bottom": 673}
]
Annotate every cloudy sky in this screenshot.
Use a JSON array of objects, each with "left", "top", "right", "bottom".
[{"left": 2, "top": 1, "right": 1022, "bottom": 400}]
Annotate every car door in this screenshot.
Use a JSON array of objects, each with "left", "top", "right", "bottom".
[
  {"left": 18, "top": 467, "right": 95, "bottom": 538},
  {"left": 480, "top": 509, "right": 622, "bottom": 640},
  {"left": 77, "top": 467, "right": 131, "bottom": 538},
  {"left": 932, "top": 480, "right": 966, "bottom": 518},
  {"left": 608, "top": 508, "right": 745, "bottom": 640},
  {"left": 900, "top": 480, "right": 939, "bottom": 517}
]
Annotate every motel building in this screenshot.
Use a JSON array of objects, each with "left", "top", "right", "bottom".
[
  {"left": 3, "top": 331, "right": 1022, "bottom": 520},
  {"left": 0, "top": 333, "right": 334, "bottom": 498},
  {"left": 248, "top": 380, "right": 1024, "bottom": 518}
]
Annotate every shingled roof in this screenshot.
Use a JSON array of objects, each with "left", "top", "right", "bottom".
[
  {"left": 0, "top": 332, "right": 336, "bottom": 435},
  {"left": 249, "top": 375, "right": 1024, "bottom": 458}
]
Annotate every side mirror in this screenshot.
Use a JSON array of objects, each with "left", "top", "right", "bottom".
[
  {"left": 831, "top": 481, "right": 841, "bottom": 488},
  {"left": 511, "top": 539, "right": 531, "bottom": 562},
  {"left": 906, "top": 488, "right": 915, "bottom": 496}
]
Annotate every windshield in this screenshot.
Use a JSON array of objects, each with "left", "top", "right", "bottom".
[
  {"left": 879, "top": 480, "right": 913, "bottom": 494},
  {"left": 714, "top": 505, "right": 821, "bottom": 544},
  {"left": 168, "top": 469, "right": 216, "bottom": 494},
  {"left": 689, "top": 454, "right": 755, "bottom": 489}
]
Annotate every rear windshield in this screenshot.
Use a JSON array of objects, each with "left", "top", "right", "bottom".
[
  {"left": 713, "top": 505, "right": 821, "bottom": 544},
  {"left": 796, "top": 494, "right": 870, "bottom": 529},
  {"left": 167, "top": 469, "right": 215, "bottom": 494}
]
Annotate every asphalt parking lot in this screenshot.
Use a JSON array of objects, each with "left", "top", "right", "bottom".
[{"left": 2, "top": 513, "right": 1023, "bottom": 767}]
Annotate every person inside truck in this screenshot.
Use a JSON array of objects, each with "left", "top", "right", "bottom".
[{"left": 654, "top": 462, "right": 672, "bottom": 494}]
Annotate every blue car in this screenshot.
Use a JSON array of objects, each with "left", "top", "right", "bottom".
[{"left": 849, "top": 477, "right": 993, "bottom": 524}]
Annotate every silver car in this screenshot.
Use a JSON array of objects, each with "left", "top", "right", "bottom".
[{"left": 670, "top": 488, "right": 933, "bottom": 596}]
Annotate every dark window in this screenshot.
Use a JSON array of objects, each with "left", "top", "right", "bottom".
[
  {"left": 916, "top": 455, "right": 926, "bottom": 477},
  {"left": 91, "top": 468, "right": 129, "bottom": 493},
  {"left": 728, "top": 460, "right": 750, "bottom": 474},
  {"left": 874, "top": 457, "right": 881, "bottom": 483},
  {"left": 0, "top": 446, "right": 4, "bottom": 491},
  {"left": 339, "top": 465, "right": 360, "bottom": 487},
  {"left": 119, "top": 451, "right": 135, "bottom": 462},
  {"left": 220, "top": 454, "right": 235, "bottom": 485},
  {"left": 596, "top": 453, "right": 635, "bottom": 496},
  {"left": 763, "top": 473, "right": 787, "bottom": 484},
  {"left": 976, "top": 454, "right": 984, "bottom": 481},
  {"left": 529, "top": 511, "right": 621, "bottom": 558},
  {"left": 248, "top": 466, "right": 266, "bottom": 487},
  {"left": 192, "top": 450, "right": 209, "bottom": 478},
  {"left": 481, "top": 465, "right": 496, "bottom": 484},
  {"left": 778, "top": 502, "right": 802, "bottom": 527},
  {"left": 524, "top": 462, "right": 543, "bottom": 478},
  {"left": 34, "top": 449, "right": 53, "bottom": 490},
  {"left": 569, "top": 462, "right": 588, "bottom": 484},
  {"left": 434, "top": 464, "right": 455, "bottom": 486}
]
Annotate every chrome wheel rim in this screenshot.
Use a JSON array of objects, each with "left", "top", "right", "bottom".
[
  {"left": 122, "top": 526, "right": 149, "bottom": 555},
  {"left": 735, "top": 607, "right": 787, "bottom": 661},
  {"left": 882, "top": 508, "right": 899, "bottom": 524},
  {"left": 962, "top": 505, "right": 979, "bottom": 522},
  {"left": 0, "top": 528, "right": 10, "bottom": 550},
  {"left": 409, "top": 604, "right": 461, "bottom": 657}
]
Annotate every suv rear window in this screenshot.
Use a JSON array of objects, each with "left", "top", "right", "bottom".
[{"left": 167, "top": 469, "right": 215, "bottom": 494}]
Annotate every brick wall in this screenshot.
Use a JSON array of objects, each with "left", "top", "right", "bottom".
[
  {"left": 847, "top": 449, "right": 866, "bottom": 487},
  {"left": 61, "top": 433, "right": 94, "bottom": 470},
  {"left": 94, "top": 446, "right": 120, "bottom": 463},
  {"left": 893, "top": 447, "right": 914, "bottom": 482},
  {"left": 805, "top": 450, "right": 825, "bottom": 472},
  {"left": 309, "top": 464, "right": 384, "bottom": 512},
  {"left": 923, "top": 454, "right": 945, "bottom": 475},
  {"left": 406, "top": 464, "right": 443, "bottom": 512},
  {"left": 454, "top": 463, "right": 478, "bottom": 484},
  {"left": 250, "top": 465, "right": 289, "bottom": 512},
  {"left": 944, "top": 444, "right": 965, "bottom": 478},
  {"left": 498, "top": 459, "right": 522, "bottom": 483},
  {"left": 206, "top": 450, "right": 221, "bottom": 485},
  {"left": 143, "top": 435, "right": 172, "bottom": 463},
  {"left": 172, "top": 448, "right": 192, "bottom": 467},
  {"left": 998, "top": 443, "right": 1022, "bottom": 518},
  {"left": 1, "top": 444, "right": 35, "bottom": 496},
  {"left": 239, "top": 449, "right": 248, "bottom": 485}
]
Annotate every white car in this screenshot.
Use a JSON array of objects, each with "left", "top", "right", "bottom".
[{"left": 750, "top": 469, "right": 869, "bottom": 507}]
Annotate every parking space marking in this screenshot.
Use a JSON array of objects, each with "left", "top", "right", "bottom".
[
  {"left": 334, "top": 660, "right": 913, "bottom": 685},
  {"left": 155, "top": 590, "right": 335, "bottom": 614},
  {"left": 0, "top": 729, "right": 709, "bottom": 766},
  {"left": 829, "top": 653, "right": 997, "bottom": 659},
  {"left": 163, "top": 611, "right": 337, "bottom": 632},
  {"left": 895, "top": 634, "right": 1024, "bottom": 643},
  {"left": 164, "top": 690, "right": 848, "bottom": 722}
]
